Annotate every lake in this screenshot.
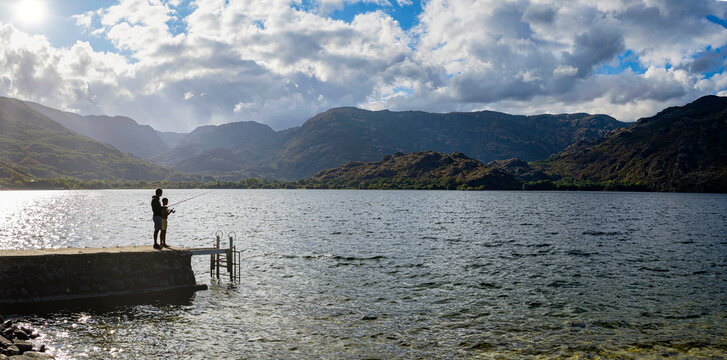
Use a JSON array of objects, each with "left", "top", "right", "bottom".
[{"left": 1, "top": 189, "right": 726, "bottom": 359}]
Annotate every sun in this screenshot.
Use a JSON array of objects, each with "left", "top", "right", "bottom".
[{"left": 14, "top": 0, "right": 47, "bottom": 26}]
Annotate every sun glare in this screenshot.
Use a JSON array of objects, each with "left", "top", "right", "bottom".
[{"left": 14, "top": 0, "right": 47, "bottom": 26}]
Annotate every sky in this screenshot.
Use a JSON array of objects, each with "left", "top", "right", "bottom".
[{"left": 0, "top": 0, "right": 726, "bottom": 132}]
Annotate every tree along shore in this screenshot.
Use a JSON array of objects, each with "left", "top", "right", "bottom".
[{"left": 0, "top": 176, "right": 661, "bottom": 193}]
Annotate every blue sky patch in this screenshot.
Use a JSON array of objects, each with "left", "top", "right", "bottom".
[
  {"left": 167, "top": 0, "right": 194, "bottom": 36},
  {"left": 393, "top": 86, "right": 414, "bottom": 95},
  {"left": 327, "top": 0, "right": 422, "bottom": 30},
  {"left": 706, "top": 15, "right": 727, "bottom": 29},
  {"left": 595, "top": 50, "right": 647, "bottom": 75}
]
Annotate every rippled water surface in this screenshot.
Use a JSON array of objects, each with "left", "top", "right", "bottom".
[{"left": 1, "top": 190, "right": 726, "bottom": 359}]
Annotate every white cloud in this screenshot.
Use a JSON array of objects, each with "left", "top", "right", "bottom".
[
  {"left": 0, "top": 23, "right": 133, "bottom": 114},
  {"left": 554, "top": 65, "right": 578, "bottom": 77},
  {"left": 71, "top": 10, "right": 95, "bottom": 29},
  {"left": 404, "top": 0, "right": 727, "bottom": 119},
  {"left": 1, "top": 0, "right": 727, "bottom": 131}
]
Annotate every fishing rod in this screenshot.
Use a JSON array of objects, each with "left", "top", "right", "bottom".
[{"left": 167, "top": 189, "right": 217, "bottom": 207}]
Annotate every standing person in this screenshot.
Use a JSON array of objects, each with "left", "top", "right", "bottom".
[
  {"left": 160, "top": 197, "right": 175, "bottom": 248},
  {"left": 151, "top": 188, "right": 163, "bottom": 249}
]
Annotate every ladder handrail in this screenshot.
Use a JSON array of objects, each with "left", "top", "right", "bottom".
[{"left": 209, "top": 231, "right": 241, "bottom": 282}]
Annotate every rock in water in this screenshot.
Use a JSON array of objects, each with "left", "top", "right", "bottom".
[
  {"left": 13, "top": 330, "right": 28, "bottom": 341},
  {"left": 12, "top": 339, "right": 33, "bottom": 352},
  {"left": 0, "top": 335, "right": 12, "bottom": 348},
  {"left": 4, "top": 345, "right": 20, "bottom": 356}
]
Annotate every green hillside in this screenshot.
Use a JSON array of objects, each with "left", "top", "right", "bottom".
[
  {"left": 538, "top": 96, "right": 727, "bottom": 192},
  {"left": 0, "top": 97, "right": 171, "bottom": 181},
  {"left": 0, "top": 160, "right": 30, "bottom": 181}
]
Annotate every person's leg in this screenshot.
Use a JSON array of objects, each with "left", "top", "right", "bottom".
[
  {"left": 161, "top": 218, "right": 167, "bottom": 247},
  {"left": 153, "top": 216, "right": 162, "bottom": 248}
]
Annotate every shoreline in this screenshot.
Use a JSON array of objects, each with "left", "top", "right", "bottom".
[
  {"left": 0, "top": 315, "right": 51, "bottom": 359},
  {"left": 1, "top": 186, "right": 725, "bottom": 195}
]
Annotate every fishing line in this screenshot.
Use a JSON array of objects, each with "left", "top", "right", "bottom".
[{"left": 168, "top": 189, "right": 217, "bottom": 207}]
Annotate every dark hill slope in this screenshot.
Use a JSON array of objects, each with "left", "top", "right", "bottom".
[
  {"left": 0, "top": 97, "right": 170, "bottom": 181},
  {"left": 541, "top": 95, "right": 727, "bottom": 192},
  {"left": 273, "top": 107, "right": 628, "bottom": 179},
  {"left": 25, "top": 101, "right": 169, "bottom": 158},
  {"left": 310, "top": 151, "right": 522, "bottom": 190},
  {"left": 154, "top": 121, "right": 287, "bottom": 174},
  {"left": 486, "top": 158, "right": 550, "bottom": 182}
]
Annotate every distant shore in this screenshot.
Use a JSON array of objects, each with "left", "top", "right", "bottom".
[{"left": 0, "top": 179, "right": 717, "bottom": 193}]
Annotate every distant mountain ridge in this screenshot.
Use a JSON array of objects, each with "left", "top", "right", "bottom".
[
  {"left": 15, "top": 99, "right": 629, "bottom": 181},
  {"left": 24, "top": 101, "right": 170, "bottom": 159},
  {"left": 537, "top": 95, "right": 727, "bottom": 192},
  {"left": 156, "top": 107, "right": 627, "bottom": 180},
  {"left": 153, "top": 121, "right": 287, "bottom": 173},
  {"left": 270, "top": 107, "right": 628, "bottom": 179},
  {"left": 3, "top": 94, "right": 726, "bottom": 192}
]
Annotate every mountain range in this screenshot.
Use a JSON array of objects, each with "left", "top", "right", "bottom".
[
  {"left": 289, "top": 96, "right": 727, "bottom": 193},
  {"left": 2, "top": 95, "right": 725, "bottom": 192},
  {"left": 152, "top": 121, "right": 290, "bottom": 175},
  {"left": 268, "top": 107, "right": 627, "bottom": 179},
  {"left": 23, "top": 100, "right": 627, "bottom": 180}
]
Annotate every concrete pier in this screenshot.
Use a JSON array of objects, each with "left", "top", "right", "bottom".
[{"left": 0, "top": 246, "right": 207, "bottom": 306}]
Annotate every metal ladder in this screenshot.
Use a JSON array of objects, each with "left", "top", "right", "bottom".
[{"left": 210, "top": 231, "right": 241, "bottom": 282}]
